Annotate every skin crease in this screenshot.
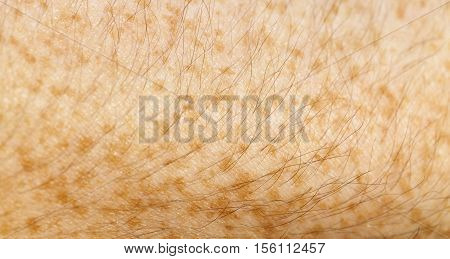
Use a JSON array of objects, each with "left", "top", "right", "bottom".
[{"left": 0, "top": 0, "right": 448, "bottom": 238}]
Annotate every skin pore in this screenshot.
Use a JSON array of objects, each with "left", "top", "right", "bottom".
[{"left": 0, "top": 0, "right": 448, "bottom": 238}]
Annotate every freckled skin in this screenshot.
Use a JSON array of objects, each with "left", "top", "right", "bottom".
[{"left": 0, "top": 0, "right": 449, "bottom": 238}]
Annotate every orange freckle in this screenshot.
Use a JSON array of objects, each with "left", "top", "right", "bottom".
[
  {"left": 161, "top": 55, "right": 169, "bottom": 64},
  {"left": 225, "top": 225, "right": 234, "bottom": 231},
  {"left": 75, "top": 170, "right": 94, "bottom": 188},
  {"left": 166, "top": 232, "right": 181, "bottom": 239},
  {"left": 238, "top": 143, "right": 248, "bottom": 153},
  {"left": 0, "top": 223, "right": 10, "bottom": 236},
  {"left": 205, "top": 211, "right": 216, "bottom": 219},
  {"left": 348, "top": 65, "right": 360, "bottom": 80},
  {"left": 251, "top": 207, "right": 265, "bottom": 218},
  {"left": 76, "top": 52, "right": 89, "bottom": 65},
  {"left": 100, "top": 206, "right": 116, "bottom": 215},
  {"left": 309, "top": 96, "right": 321, "bottom": 111},
  {"left": 187, "top": 204, "right": 200, "bottom": 216},
  {"left": 116, "top": 135, "right": 132, "bottom": 153},
  {"left": 14, "top": 9, "right": 22, "bottom": 17},
  {"left": 444, "top": 60, "right": 450, "bottom": 71},
  {"left": 396, "top": 5, "right": 405, "bottom": 19},
  {"left": 127, "top": 217, "right": 141, "bottom": 228},
  {"left": 26, "top": 218, "right": 40, "bottom": 234},
  {"left": 311, "top": 59, "right": 322, "bottom": 71},
  {"left": 57, "top": 139, "right": 69, "bottom": 150},
  {"left": 287, "top": 60, "right": 297, "bottom": 73},
  {"left": 381, "top": 195, "right": 394, "bottom": 206},
  {"left": 356, "top": 173, "right": 365, "bottom": 184},
  {"left": 266, "top": 1, "right": 275, "bottom": 10},
  {"left": 106, "top": 152, "right": 122, "bottom": 166},
  {"left": 78, "top": 136, "right": 94, "bottom": 153},
  {"left": 56, "top": 191, "right": 70, "bottom": 204},
  {"left": 220, "top": 66, "right": 234, "bottom": 75},
  {"left": 293, "top": 48, "right": 303, "bottom": 58},
  {"left": 268, "top": 189, "right": 281, "bottom": 200},
  {"left": 277, "top": 2, "right": 287, "bottom": 13},
  {"left": 317, "top": 201, "right": 328, "bottom": 209},
  {"left": 23, "top": 52, "right": 37, "bottom": 64},
  {"left": 339, "top": 218, "right": 349, "bottom": 227},
  {"left": 410, "top": 208, "right": 422, "bottom": 221},
  {"left": 382, "top": 105, "right": 395, "bottom": 118},
  {"left": 71, "top": 14, "right": 81, "bottom": 22},
  {"left": 355, "top": 213, "right": 366, "bottom": 222},
  {"left": 313, "top": 154, "right": 323, "bottom": 161},
  {"left": 161, "top": 121, "right": 170, "bottom": 135},
  {"left": 114, "top": 187, "right": 130, "bottom": 201},
  {"left": 174, "top": 177, "right": 186, "bottom": 192},
  {"left": 20, "top": 157, "right": 34, "bottom": 172},
  {"left": 378, "top": 84, "right": 396, "bottom": 102},
  {"left": 125, "top": 13, "right": 136, "bottom": 22},
  {"left": 8, "top": 35, "right": 17, "bottom": 44},
  {"left": 265, "top": 144, "right": 277, "bottom": 156},
  {"left": 153, "top": 81, "right": 165, "bottom": 92},
  {"left": 163, "top": 158, "right": 175, "bottom": 167},
  {"left": 235, "top": 184, "right": 252, "bottom": 200},
  {"left": 189, "top": 140, "right": 203, "bottom": 150},
  {"left": 184, "top": 64, "right": 194, "bottom": 72},
  {"left": 212, "top": 24, "right": 223, "bottom": 35},
  {"left": 210, "top": 196, "right": 230, "bottom": 208},
  {"left": 165, "top": 16, "right": 178, "bottom": 33},
  {"left": 219, "top": 156, "right": 233, "bottom": 171},
  {"left": 140, "top": 148, "right": 156, "bottom": 160},
  {"left": 214, "top": 41, "right": 225, "bottom": 52},
  {"left": 310, "top": 224, "right": 324, "bottom": 233},
  {"left": 50, "top": 85, "right": 66, "bottom": 97},
  {"left": 72, "top": 204, "right": 88, "bottom": 216},
  {"left": 39, "top": 1, "right": 48, "bottom": 10},
  {"left": 159, "top": 203, "right": 170, "bottom": 211},
  {"left": 101, "top": 123, "right": 115, "bottom": 134}
]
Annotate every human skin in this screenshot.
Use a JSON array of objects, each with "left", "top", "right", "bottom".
[{"left": 0, "top": 0, "right": 448, "bottom": 238}]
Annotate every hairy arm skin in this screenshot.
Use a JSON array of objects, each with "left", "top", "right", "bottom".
[{"left": 0, "top": 0, "right": 448, "bottom": 238}]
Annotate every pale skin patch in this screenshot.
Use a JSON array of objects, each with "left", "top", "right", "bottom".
[{"left": 0, "top": 0, "right": 449, "bottom": 238}]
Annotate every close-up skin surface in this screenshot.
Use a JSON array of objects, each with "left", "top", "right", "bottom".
[{"left": 0, "top": 0, "right": 449, "bottom": 238}]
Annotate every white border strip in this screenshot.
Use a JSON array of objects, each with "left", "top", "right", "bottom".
[{"left": 0, "top": 239, "right": 448, "bottom": 259}]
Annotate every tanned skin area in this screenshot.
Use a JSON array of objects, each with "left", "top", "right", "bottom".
[{"left": 0, "top": 0, "right": 449, "bottom": 238}]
